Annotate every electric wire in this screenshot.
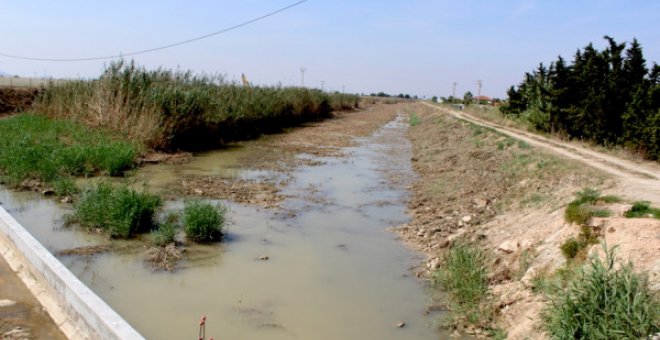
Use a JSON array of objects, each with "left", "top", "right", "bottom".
[{"left": 0, "top": 0, "right": 308, "bottom": 62}]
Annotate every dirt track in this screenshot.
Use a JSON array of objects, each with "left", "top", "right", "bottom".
[{"left": 423, "top": 102, "right": 660, "bottom": 205}]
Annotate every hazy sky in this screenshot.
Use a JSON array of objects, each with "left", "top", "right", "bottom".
[{"left": 1, "top": 0, "right": 658, "bottom": 98}]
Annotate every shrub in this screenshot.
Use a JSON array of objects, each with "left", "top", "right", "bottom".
[
  {"left": 541, "top": 246, "right": 660, "bottom": 339},
  {"left": 72, "top": 182, "right": 162, "bottom": 238},
  {"left": 183, "top": 200, "right": 227, "bottom": 243},
  {"left": 625, "top": 201, "right": 660, "bottom": 219},
  {"left": 560, "top": 238, "right": 581, "bottom": 260}
]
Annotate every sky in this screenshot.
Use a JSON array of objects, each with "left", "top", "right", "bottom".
[{"left": 0, "top": 0, "right": 658, "bottom": 98}]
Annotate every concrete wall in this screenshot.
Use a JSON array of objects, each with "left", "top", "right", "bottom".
[{"left": 0, "top": 205, "right": 144, "bottom": 340}]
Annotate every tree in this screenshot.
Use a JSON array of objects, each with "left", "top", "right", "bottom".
[{"left": 463, "top": 91, "right": 474, "bottom": 104}]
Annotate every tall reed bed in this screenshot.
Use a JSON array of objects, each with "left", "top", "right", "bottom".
[{"left": 35, "top": 60, "right": 359, "bottom": 150}]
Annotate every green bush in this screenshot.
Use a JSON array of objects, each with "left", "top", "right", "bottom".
[
  {"left": 409, "top": 112, "right": 422, "bottom": 126},
  {"left": 72, "top": 182, "right": 162, "bottom": 238},
  {"left": 560, "top": 238, "right": 581, "bottom": 260},
  {"left": 542, "top": 246, "right": 660, "bottom": 339},
  {"left": 625, "top": 201, "right": 660, "bottom": 219},
  {"left": 183, "top": 200, "right": 227, "bottom": 243}
]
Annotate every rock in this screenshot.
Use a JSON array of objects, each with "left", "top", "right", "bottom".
[
  {"left": 194, "top": 189, "right": 203, "bottom": 195},
  {"left": 396, "top": 321, "right": 405, "bottom": 328},
  {"left": 259, "top": 256, "right": 269, "bottom": 261},
  {"left": 60, "top": 196, "right": 72, "bottom": 204},
  {"left": 472, "top": 198, "right": 488, "bottom": 210},
  {"left": 41, "top": 189, "right": 55, "bottom": 196},
  {"left": 0, "top": 299, "right": 16, "bottom": 308},
  {"left": 519, "top": 239, "right": 533, "bottom": 251},
  {"left": 427, "top": 257, "right": 441, "bottom": 270},
  {"left": 498, "top": 240, "right": 518, "bottom": 254},
  {"left": 608, "top": 227, "right": 616, "bottom": 233},
  {"left": 461, "top": 215, "right": 472, "bottom": 223}
]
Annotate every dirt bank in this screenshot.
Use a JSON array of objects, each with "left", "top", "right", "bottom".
[
  {"left": 396, "top": 102, "right": 660, "bottom": 338},
  {"left": 0, "top": 88, "right": 40, "bottom": 115}
]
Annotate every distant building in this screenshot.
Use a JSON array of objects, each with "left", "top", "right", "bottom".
[{"left": 475, "top": 95, "right": 493, "bottom": 104}]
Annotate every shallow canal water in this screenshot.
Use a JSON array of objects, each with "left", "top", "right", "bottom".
[{"left": 0, "top": 115, "right": 449, "bottom": 339}]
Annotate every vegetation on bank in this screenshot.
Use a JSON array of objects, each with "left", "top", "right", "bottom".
[
  {"left": 433, "top": 243, "right": 502, "bottom": 336},
  {"left": 541, "top": 246, "right": 660, "bottom": 339},
  {"left": 35, "top": 60, "right": 360, "bottom": 150},
  {"left": 0, "top": 114, "right": 138, "bottom": 188},
  {"left": 500, "top": 36, "right": 660, "bottom": 160},
  {"left": 625, "top": 201, "right": 660, "bottom": 219}
]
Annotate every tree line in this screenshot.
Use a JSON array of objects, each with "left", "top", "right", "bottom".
[{"left": 500, "top": 36, "right": 660, "bottom": 160}]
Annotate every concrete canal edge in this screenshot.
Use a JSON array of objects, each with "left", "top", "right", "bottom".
[{"left": 0, "top": 205, "right": 144, "bottom": 340}]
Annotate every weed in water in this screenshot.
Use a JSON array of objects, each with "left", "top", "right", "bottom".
[
  {"left": 72, "top": 182, "right": 162, "bottom": 238},
  {"left": 541, "top": 245, "right": 660, "bottom": 339},
  {"left": 52, "top": 176, "right": 78, "bottom": 196},
  {"left": 183, "top": 199, "right": 227, "bottom": 243},
  {"left": 625, "top": 201, "right": 660, "bottom": 219},
  {"left": 152, "top": 222, "right": 178, "bottom": 247}
]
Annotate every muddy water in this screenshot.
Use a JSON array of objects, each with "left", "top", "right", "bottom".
[{"left": 0, "top": 115, "right": 449, "bottom": 339}]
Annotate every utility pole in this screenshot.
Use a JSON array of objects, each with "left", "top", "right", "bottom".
[
  {"left": 300, "top": 67, "right": 306, "bottom": 87},
  {"left": 342, "top": 85, "right": 345, "bottom": 94},
  {"left": 320, "top": 80, "right": 325, "bottom": 91},
  {"left": 477, "top": 80, "right": 482, "bottom": 104},
  {"left": 452, "top": 82, "right": 457, "bottom": 102}
]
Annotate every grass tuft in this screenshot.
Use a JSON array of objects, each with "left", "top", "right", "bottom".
[
  {"left": 183, "top": 199, "right": 227, "bottom": 243},
  {"left": 433, "top": 243, "right": 496, "bottom": 328},
  {"left": 152, "top": 212, "right": 180, "bottom": 247},
  {"left": 409, "top": 112, "right": 422, "bottom": 126},
  {"left": 541, "top": 245, "right": 660, "bottom": 339},
  {"left": 71, "top": 182, "right": 162, "bottom": 238},
  {"left": 625, "top": 201, "right": 660, "bottom": 219},
  {"left": 564, "top": 188, "right": 615, "bottom": 225}
]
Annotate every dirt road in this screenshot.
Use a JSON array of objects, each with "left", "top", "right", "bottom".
[{"left": 423, "top": 102, "right": 660, "bottom": 205}]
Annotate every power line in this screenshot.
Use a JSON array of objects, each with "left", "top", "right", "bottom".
[{"left": 0, "top": 0, "right": 308, "bottom": 62}]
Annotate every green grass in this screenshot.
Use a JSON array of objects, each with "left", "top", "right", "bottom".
[
  {"left": 35, "top": 60, "right": 359, "bottom": 150},
  {"left": 0, "top": 114, "right": 138, "bottom": 188},
  {"left": 70, "top": 182, "right": 162, "bottom": 238},
  {"left": 183, "top": 199, "right": 227, "bottom": 243},
  {"left": 151, "top": 212, "right": 180, "bottom": 247},
  {"left": 565, "top": 188, "right": 619, "bottom": 225},
  {"left": 541, "top": 246, "right": 660, "bottom": 339},
  {"left": 409, "top": 112, "right": 422, "bottom": 126},
  {"left": 433, "top": 243, "right": 496, "bottom": 328},
  {"left": 625, "top": 201, "right": 660, "bottom": 219}
]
